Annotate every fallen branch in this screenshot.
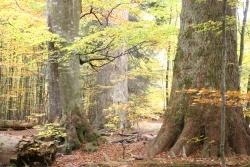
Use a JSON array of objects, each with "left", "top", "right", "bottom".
[{"left": 0, "top": 120, "right": 34, "bottom": 130}]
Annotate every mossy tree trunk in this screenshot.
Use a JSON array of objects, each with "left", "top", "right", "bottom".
[
  {"left": 47, "top": 0, "right": 94, "bottom": 149},
  {"left": 147, "top": 0, "right": 250, "bottom": 158}
]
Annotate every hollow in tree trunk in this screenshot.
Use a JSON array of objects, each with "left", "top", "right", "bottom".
[{"left": 147, "top": 0, "right": 250, "bottom": 158}]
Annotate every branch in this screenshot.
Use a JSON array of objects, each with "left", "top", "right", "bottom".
[
  {"left": 105, "top": 4, "right": 123, "bottom": 26},
  {"left": 14, "top": 0, "right": 25, "bottom": 12},
  {"left": 80, "top": 6, "right": 94, "bottom": 18},
  {"left": 80, "top": 6, "right": 103, "bottom": 25},
  {"left": 85, "top": 41, "right": 155, "bottom": 70},
  {"left": 80, "top": 37, "right": 115, "bottom": 57}
]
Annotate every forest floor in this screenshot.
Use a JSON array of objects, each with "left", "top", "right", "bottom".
[
  {"left": 52, "top": 120, "right": 250, "bottom": 167},
  {"left": 1, "top": 120, "right": 250, "bottom": 166}
]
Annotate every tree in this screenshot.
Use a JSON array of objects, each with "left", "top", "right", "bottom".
[
  {"left": 89, "top": 54, "right": 129, "bottom": 129},
  {"left": 47, "top": 42, "right": 62, "bottom": 122},
  {"left": 239, "top": 0, "right": 249, "bottom": 67},
  {"left": 147, "top": 0, "right": 250, "bottom": 158},
  {"left": 47, "top": 0, "right": 94, "bottom": 149},
  {"left": 87, "top": 9, "right": 129, "bottom": 129},
  {"left": 220, "top": 0, "right": 227, "bottom": 165}
]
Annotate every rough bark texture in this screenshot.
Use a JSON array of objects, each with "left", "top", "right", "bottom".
[
  {"left": 147, "top": 0, "right": 250, "bottom": 158},
  {"left": 47, "top": 0, "right": 94, "bottom": 149}
]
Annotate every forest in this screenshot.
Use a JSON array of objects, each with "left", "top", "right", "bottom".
[{"left": 0, "top": 0, "right": 250, "bottom": 166}]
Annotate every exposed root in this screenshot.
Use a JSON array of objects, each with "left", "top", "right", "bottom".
[
  {"left": 170, "top": 117, "right": 201, "bottom": 156},
  {"left": 146, "top": 119, "right": 181, "bottom": 158},
  {"left": 147, "top": 107, "right": 250, "bottom": 158},
  {"left": 230, "top": 110, "right": 250, "bottom": 154},
  {"left": 203, "top": 109, "right": 221, "bottom": 157}
]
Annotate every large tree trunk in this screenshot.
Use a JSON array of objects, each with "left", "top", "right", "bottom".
[
  {"left": 112, "top": 55, "right": 129, "bottom": 129},
  {"left": 89, "top": 63, "right": 114, "bottom": 129},
  {"left": 89, "top": 11, "right": 129, "bottom": 129},
  {"left": 147, "top": 0, "right": 250, "bottom": 158},
  {"left": 89, "top": 54, "right": 129, "bottom": 129},
  {"left": 47, "top": 48, "right": 62, "bottom": 123},
  {"left": 47, "top": 0, "right": 94, "bottom": 149}
]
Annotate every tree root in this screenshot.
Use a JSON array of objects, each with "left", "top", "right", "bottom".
[
  {"left": 147, "top": 108, "right": 250, "bottom": 158},
  {"left": 170, "top": 117, "right": 201, "bottom": 156},
  {"left": 146, "top": 118, "right": 182, "bottom": 158}
]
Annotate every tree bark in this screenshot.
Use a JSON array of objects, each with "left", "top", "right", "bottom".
[
  {"left": 147, "top": 0, "right": 250, "bottom": 158},
  {"left": 89, "top": 10, "right": 129, "bottom": 129},
  {"left": 247, "top": 75, "right": 250, "bottom": 124},
  {"left": 47, "top": 43, "right": 62, "bottom": 123},
  {"left": 89, "top": 63, "right": 114, "bottom": 129},
  {"left": 239, "top": 0, "right": 249, "bottom": 67},
  {"left": 89, "top": 54, "right": 129, "bottom": 129},
  {"left": 47, "top": 0, "right": 94, "bottom": 149},
  {"left": 220, "top": 0, "right": 227, "bottom": 165}
]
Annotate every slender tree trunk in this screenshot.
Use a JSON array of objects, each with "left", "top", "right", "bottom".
[
  {"left": 247, "top": 75, "right": 250, "bottom": 124},
  {"left": 47, "top": 0, "right": 94, "bottom": 149},
  {"left": 147, "top": 0, "right": 250, "bottom": 158},
  {"left": 239, "top": 0, "right": 249, "bottom": 67},
  {"left": 220, "top": 0, "right": 227, "bottom": 165}
]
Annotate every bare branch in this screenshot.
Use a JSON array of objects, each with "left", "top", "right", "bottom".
[
  {"left": 83, "top": 41, "right": 155, "bottom": 71},
  {"left": 80, "top": 6, "right": 103, "bottom": 25},
  {"left": 105, "top": 3, "right": 123, "bottom": 26},
  {"left": 14, "top": 0, "right": 25, "bottom": 12}
]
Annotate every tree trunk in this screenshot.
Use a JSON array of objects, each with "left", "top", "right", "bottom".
[
  {"left": 89, "top": 10, "right": 129, "bottom": 129},
  {"left": 239, "top": 0, "right": 249, "bottom": 67},
  {"left": 47, "top": 0, "right": 94, "bottom": 149},
  {"left": 246, "top": 75, "right": 250, "bottom": 124},
  {"left": 89, "top": 54, "right": 129, "bottom": 129},
  {"left": 147, "top": 0, "right": 250, "bottom": 158},
  {"left": 48, "top": 41, "right": 62, "bottom": 123},
  {"left": 89, "top": 63, "right": 114, "bottom": 129},
  {"left": 47, "top": 48, "right": 62, "bottom": 123},
  {"left": 112, "top": 55, "right": 129, "bottom": 129}
]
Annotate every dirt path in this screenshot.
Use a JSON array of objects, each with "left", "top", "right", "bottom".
[
  {"left": 52, "top": 120, "right": 163, "bottom": 167},
  {"left": 134, "top": 119, "right": 162, "bottom": 133}
]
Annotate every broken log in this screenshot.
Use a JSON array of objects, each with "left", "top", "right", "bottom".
[
  {"left": 0, "top": 120, "right": 34, "bottom": 130},
  {"left": 0, "top": 134, "right": 57, "bottom": 167},
  {"left": 0, "top": 124, "right": 65, "bottom": 166},
  {"left": 14, "top": 136, "right": 57, "bottom": 166}
]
